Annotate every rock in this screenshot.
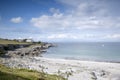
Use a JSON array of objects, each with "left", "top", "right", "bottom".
[
  {"left": 91, "top": 72, "right": 97, "bottom": 80},
  {"left": 18, "top": 64, "right": 23, "bottom": 68},
  {"left": 25, "top": 52, "right": 29, "bottom": 55},
  {"left": 40, "top": 50, "right": 47, "bottom": 53},
  {"left": 0, "top": 45, "right": 6, "bottom": 55},
  {"left": 20, "top": 54, "right": 24, "bottom": 57},
  {"left": 41, "top": 43, "right": 54, "bottom": 49},
  {"left": 100, "top": 70, "right": 106, "bottom": 77},
  {"left": 0, "top": 43, "right": 55, "bottom": 57},
  {"left": 16, "top": 51, "right": 21, "bottom": 55},
  {"left": 0, "top": 45, "right": 4, "bottom": 50},
  {"left": 7, "top": 44, "right": 14, "bottom": 50}
]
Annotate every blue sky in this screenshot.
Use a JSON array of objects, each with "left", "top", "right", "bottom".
[{"left": 0, "top": 0, "right": 120, "bottom": 42}]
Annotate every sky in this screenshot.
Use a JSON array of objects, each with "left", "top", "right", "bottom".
[{"left": 0, "top": 0, "right": 120, "bottom": 42}]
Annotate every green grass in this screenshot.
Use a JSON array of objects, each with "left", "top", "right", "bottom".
[
  {"left": 0, "top": 64, "right": 66, "bottom": 80},
  {"left": 29, "top": 44, "right": 42, "bottom": 48},
  {"left": 0, "top": 39, "right": 32, "bottom": 44}
]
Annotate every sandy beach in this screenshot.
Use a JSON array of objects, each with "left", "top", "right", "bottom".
[{"left": 1, "top": 57, "right": 120, "bottom": 80}]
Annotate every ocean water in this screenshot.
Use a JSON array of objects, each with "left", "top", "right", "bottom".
[{"left": 42, "top": 42, "right": 120, "bottom": 62}]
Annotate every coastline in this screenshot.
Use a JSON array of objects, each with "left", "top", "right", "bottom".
[
  {"left": 42, "top": 54, "right": 120, "bottom": 63},
  {"left": 0, "top": 41, "right": 120, "bottom": 80},
  {"left": 43, "top": 42, "right": 120, "bottom": 63},
  {"left": 64, "top": 57, "right": 120, "bottom": 63},
  {"left": 1, "top": 57, "right": 120, "bottom": 80}
]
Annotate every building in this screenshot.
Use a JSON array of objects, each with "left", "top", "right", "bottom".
[
  {"left": 26, "top": 39, "right": 33, "bottom": 42},
  {"left": 17, "top": 38, "right": 33, "bottom": 42}
]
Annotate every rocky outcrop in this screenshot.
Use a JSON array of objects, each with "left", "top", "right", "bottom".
[
  {"left": 40, "top": 43, "right": 56, "bottom": 49},
  {"left": 0, "top": 45, "right": 6, "bottom": 55},
  {"left": 0, "top": 43, "right": 54, "bottom": 58},
  {"left": 0, "top": 44, "right": 30, "bottom": 51},
  {"left": 0, "top": 44, "right": 31, "bottom": 57}
]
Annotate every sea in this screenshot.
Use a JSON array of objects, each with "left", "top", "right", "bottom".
[{"left": 42, "top": 42, "right": 120, "bottom": 62}]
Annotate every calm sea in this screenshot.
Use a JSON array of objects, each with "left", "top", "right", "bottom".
[{"left": 42, "top": 42, "right": 120, "bottom": 62}]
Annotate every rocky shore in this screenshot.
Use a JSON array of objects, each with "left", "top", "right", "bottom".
[
  {"left": 0, "top": 43, "right": 55, "bottom": 58},
  {"left": 1, "top": 57, "right": 120, "bottom": 80}
]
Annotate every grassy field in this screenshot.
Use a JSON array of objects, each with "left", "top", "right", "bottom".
[
  {"left": 0, "top": 64, "right": 66, "bottom": 80},
  {"left": 0, "top": 39, "right": 32, "bottom": 44}
]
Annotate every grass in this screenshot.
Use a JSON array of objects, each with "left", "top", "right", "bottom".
[
  {"left": 0, "top": 39, "right": 32, "bottom": 44},
  {"left": 29, "top": 44, "right": 42, "bottom": 48},
  {"left": 0, "top": 64, "right": 66, "bottom": 80}
]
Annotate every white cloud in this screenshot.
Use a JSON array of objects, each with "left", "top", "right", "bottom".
[
  {"left": 104, "top": 34, "right": 120, "bottom": 39},
  {"left": 30, "top": 0, "right": 120, "bottom": 41},
  {"left": 30, "top": 12, "right": 120, "bottom": 31},
  {"left": 48, "top": 34, "right": 67, "bottom": 39},
  {"left": 47, "top": 33, "right": 78, "bottom": 39},
  {"left": 10, "top": 17, "right": 23, "bottom": 23},
  {"left": 30, "top": 13, "right": 67, "bottom": 29},
  {"left": 30, "top": 0, "right": 120, "bottom": 31}
]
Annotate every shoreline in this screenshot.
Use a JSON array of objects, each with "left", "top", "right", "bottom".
[
  {"left": 1, "top": 56, "right": 120, "bottom": 80},
  {"left": 0, "top": 41, "right": 120, "bottom": 80},
  {"left": 42, "top": 56, "right": 120, "bottom": 63},
  {"left": 36, "top": 57, "right": 120, "bottom": 64},
  {"left": 64, "top": 57, "right": 120, "bottom": 63}
]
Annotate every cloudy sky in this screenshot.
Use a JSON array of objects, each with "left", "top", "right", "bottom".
[{"left": 0, "top": 0, "right": 120, "bottom": 42}]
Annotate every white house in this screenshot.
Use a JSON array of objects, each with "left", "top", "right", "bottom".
[{"left": 26, "top": 39, "right": 33, "bottom": 42}]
